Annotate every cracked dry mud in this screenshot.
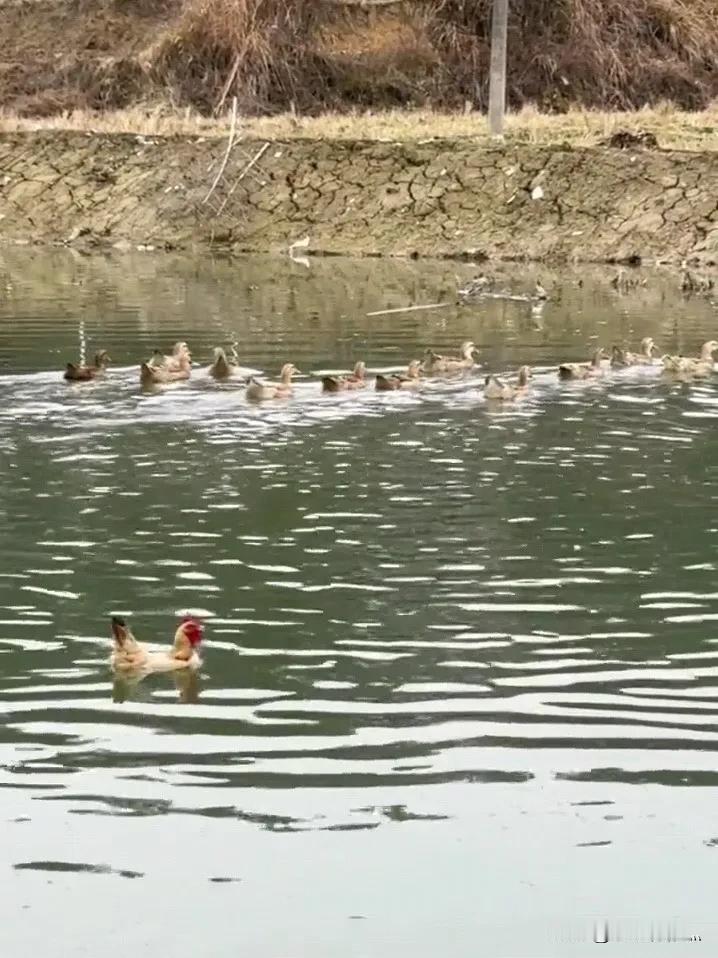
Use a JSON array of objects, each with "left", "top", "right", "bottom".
[{"left": 0, "top": 132, "right": 717, "bottom": 262}]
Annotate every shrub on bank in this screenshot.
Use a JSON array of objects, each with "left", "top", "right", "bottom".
[{"left": 4, "top": 0, "right": 718, "bottom": 115}]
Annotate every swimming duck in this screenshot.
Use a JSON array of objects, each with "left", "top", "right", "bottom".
[
  {"left": 140, "top": 351, "right": 192, "bottom": 387},
  {"left": 611, "top": 337, "right": 657, "bottom": 367},
  {"left": 208, "top": 346, "right": 238, "bottom": 380},
  {"left": 110, "top": 615, "right": 204, "bottom": 673},
  {"left": 558, "top": 348, "right": 606, "bottom": 381},
  {"left": 63, "top": 350, "right": 110, "bottom": 382},
  {"left": 610, "top": 345, "right": 628, "bottom": 367},
  {"left": 149, "top": 342, "right": 192, "bottom": 371},
  {"left": 321, "top": 361, "right": 367, "bottom": 393},
  {"left": 483, "top": 365, "right": 531, "bottom": 400},
  {"left": 375, "top": 360, "right": 423, "bottom": 391},
  {"left": 246, "top": 363, "right": 299, "bottom": 401},
  {"left": 422, "top": 342, "right": 479, "bottom": 374},
  {"left": 662, "top": 341, "right": 718, "bottom": 378}
]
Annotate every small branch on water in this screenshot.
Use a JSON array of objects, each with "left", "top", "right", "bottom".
[
  {"left": 202, "top": 97, "right": 238, "bottom": 206},
  {"left": 214, "top": 142, "right": 270, "bottom": 217},
  {"left": 366, "top": 302, "right": 451, "bottom": 317}
]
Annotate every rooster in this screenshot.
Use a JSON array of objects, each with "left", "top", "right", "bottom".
[{"left": 110, "top": 615, "right": 203, "bottom": 672}]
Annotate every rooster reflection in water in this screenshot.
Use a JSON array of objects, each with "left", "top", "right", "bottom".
[{"left": 112, "top": 668, "right": 200, "bottom": 704}]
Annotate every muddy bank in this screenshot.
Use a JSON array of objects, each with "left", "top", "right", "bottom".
[{"left": 0, "top": 131, "right": 717, "bottom": 263}]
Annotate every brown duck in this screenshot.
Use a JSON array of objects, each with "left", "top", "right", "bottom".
[
  {"left": 375, "top": 360, "right": 423, "bottom": 391},
  {"left": 208, "top": 346, "right": 238, "bottom": 380},
  {"left": 63, "top": 350, "right": 110, "bottom": 382},
  {"left": 140, "top": 350, "right": 192, "bottom": 388},
  {"left": 422, "top": 342, "right": 479, "bottom": 375},
  {"left": 662, "top": 341, "right": 718, "bottom": 378},
  {"left": 246, "top": 363, "right": 300, "bottom": 401},
  {"left": 610, "top": 337, "right": 657, "bottom": 367},
  {"left": 321, "top": 361, "right": 367, "bottom": 393},
  {"left": 558, "top": 348, "right": 606, "bottom": 381},
  {"left": 484, "top": 365, "right": 531, "bottom": 400}
]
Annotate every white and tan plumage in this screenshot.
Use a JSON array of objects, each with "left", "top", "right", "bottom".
[
  {"left": 140, "top": 350, "right": 192, "bottom": 387},
  {"left": 246, "top": 363, "right": 299, "bottom": 401},
  {"left": 375, "top": 360, "right": 423, "bottom": 391},
  {"left": 558, "top": 348, "right": 606, "bottom": 381},
  {"left": 662, "top": 341, "right": 718, "bottom": 378},
  {"left": 422, "top": 342, "right": 479, "bottom": 375},
  {"left": 110, "top": 616, "right": 204, "bottom": 673}
]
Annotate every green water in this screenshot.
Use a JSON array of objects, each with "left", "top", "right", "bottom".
[{"left": 1, "top": 249, "right": 718, "bottom": 956}]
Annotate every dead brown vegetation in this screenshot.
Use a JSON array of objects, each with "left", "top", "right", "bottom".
[{"left": 2, "top": 0, "right": 718, "bottom": 116}]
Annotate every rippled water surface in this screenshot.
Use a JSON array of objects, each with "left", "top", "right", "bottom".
[{"left": 1, "top": 249, "right": 718, "bottom": 956}]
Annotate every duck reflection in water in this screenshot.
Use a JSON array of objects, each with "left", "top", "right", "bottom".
[{"left": 112, "top": 668, "right": 200, "bottom": 704}]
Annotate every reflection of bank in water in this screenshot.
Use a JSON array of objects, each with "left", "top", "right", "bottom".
[{"left": 112, "top": 668, "right": 200, "bottom": 705}]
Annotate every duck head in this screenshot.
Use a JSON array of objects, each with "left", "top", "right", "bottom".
[
  {"left": 460, "top": 341, "right": 478, "bottom": 360},
  {"left": 94, "top": 350, "right": 111, "bottom": 367},
  {"left": 641, "top": 337, "right": 656, "bottom": 357},
  {"left": 280, "top": 363, "right": 300, "bottom": 383},
  {"left": 700, "top": 340, "right": 718, "bottom": 360},
  {"left": 352, "top": 361, "right": 367, "bottom": 380}
]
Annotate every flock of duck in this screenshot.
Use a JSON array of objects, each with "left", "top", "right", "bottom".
[{"left": 63, "top": 336, "right": 718, "bottom": 402}]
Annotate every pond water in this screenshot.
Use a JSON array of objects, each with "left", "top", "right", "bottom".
[{"left": 1, "top": 249, "right": 717, "bottom": 956}]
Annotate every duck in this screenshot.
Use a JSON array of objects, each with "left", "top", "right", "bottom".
[
  {"left": 149, "top": 341, "right": 192, "bottom": 371},
  {"left": 483, "top": 365, "right": 531, "bottom": 400},
  {"left": 321, "top": 361, "right": 367, "bottom": 393},
  {"left": 422, "top": 341, "right": 479, "bottom": 374},
  {"left": 140, "top": 350, "right": 192, "bottom": 388},
  {"left": 558, "top": 348, "right": 606, "bottom": 381},
  {"left": 611, "top": 337, "right": 657, "bottom": 367},
  {"left": 110, "top": 615, "right": 204, "bottom": 673},
  {"left": 246, "top": 363, "right": 299, "bottom": 401},
  {"left": 63, "top": 350, "right": 110, "bottom": 382},
  {"left": 375, "top": 360, "right": 423, "bottom": 391},
  {"left": 610, "top": 345, "right": 627, "bottom": 367},
  {"left": 208, "top": 346, "right": 238, "bottom": 380},
  {"left": 662, "top": 341, "right": 718, "bottom": 378}
]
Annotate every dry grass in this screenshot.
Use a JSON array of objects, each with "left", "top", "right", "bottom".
[
  {"left": 147, "top": 0, "right": 326, "bottom": 114},
  {"left": 3, "top": 0, "right": 718, "bottom": 117},
  {"left": 146, "top": 0, "right": 718, "bottom": 114},
  {"left": 430, "top": 0, "right": 718, "bottom": 111},
  {"left": 1, "top": 102, "right": 717, "bottom": 151}
]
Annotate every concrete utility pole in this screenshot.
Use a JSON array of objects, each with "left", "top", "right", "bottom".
[{"left": 488, "top": 0, "right": 509, "bottom": 137}]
